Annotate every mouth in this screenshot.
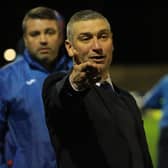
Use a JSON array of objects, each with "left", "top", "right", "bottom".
[
  {"left": 39, "top": 48, "right": 50, "bottom": 53},
  {"left": 89, "top": 55, "right": 106, "bottom": 63}
]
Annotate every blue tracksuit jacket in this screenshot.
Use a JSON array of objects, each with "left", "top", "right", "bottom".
[
  {"left": 0, "top": 49, "right": 72, "bottom": 168},
  {"left": 143, "top": 75, "right": 168, "bottom": 128}
]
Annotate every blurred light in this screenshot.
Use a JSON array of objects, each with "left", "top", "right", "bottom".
[{"left": 3, "top": 48, "right": 16, "bottom": 62}]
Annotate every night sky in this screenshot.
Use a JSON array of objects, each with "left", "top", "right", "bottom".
[{"left": 0, "top": 2, "right": 166, "bottom": 66}]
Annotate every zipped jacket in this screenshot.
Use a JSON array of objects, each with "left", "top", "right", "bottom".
[
  {"left": 143, "top": 75, "right": 168, "bottom": 128},
  {"left": 0, "top": 49, "right": 72, "bottom": 168}
]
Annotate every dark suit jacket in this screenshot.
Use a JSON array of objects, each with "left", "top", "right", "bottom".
[{"left": 42, "top": 72, "right": 153, "bottom": 168}]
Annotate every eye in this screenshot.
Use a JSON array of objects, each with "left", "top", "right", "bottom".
[
  {"left": 81, "top": 36, "right": 90, "bottom": 41},
  {"left": 97, "top": 29, "right": 112, "bottom": 40},
  {"left": 46, "top": 29, "right": 56, "bottom": 35},
  {"left": 99, "top": 33, "right": 110, "bottom": 40},
  {"left": 29, "top": 31, "right": 40, "bottom": 37},
  {"left": 78, "top": 33, "right": 92, "bottom": 42}
]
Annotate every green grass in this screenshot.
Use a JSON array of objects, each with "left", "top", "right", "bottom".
[{"left": 143, "top": 109, "right": 162, "bottom": 168}]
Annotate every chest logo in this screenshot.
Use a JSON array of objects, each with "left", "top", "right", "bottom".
[{"left": 26, "top": 79, "right": 36, "bottom": 85}]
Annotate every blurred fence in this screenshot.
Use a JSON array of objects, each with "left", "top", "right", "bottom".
[{"left": 110, "top": 64, "right": 168, "bottom": 93}]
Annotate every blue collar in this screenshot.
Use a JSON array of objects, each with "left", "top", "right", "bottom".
[{"left": 23, "top": 49, "right": 72, "bottom": 73}]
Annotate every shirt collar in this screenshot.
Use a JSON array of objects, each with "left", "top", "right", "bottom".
[{"left": 95, "top": 73, "right": 114, "bottom": 90}]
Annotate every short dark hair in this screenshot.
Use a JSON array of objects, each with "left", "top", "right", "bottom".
[{"left": 22, "top": 6, "right": 63, "bottom": 34}]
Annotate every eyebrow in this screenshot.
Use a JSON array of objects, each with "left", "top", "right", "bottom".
[
  {"left": 98, "top": 29, "right": 111, "bottom": 33},
  {"left": 79, "top": 32, "right": 92, "bottom": 36},
  {"left": 79, "top": 29, "right": 111, "bottom": 35}
]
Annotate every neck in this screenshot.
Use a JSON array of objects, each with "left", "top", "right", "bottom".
[{"left": 101, "top": 71, "right": 110, "bottom": 81}]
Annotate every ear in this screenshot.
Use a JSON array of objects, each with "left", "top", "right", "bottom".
[
  {"left": 23, "top": 35, "right": 27, "bottom": 48},
  {"left": 112, "top": 44, "right": 114, "bottom": 51},
  {"left": 65, "top": 40, "right": 75, "bottom": 58}
]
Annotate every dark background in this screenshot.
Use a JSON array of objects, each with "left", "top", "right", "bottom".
[{"left": 0, "top": 2, "right": 167, "bottom": 66}]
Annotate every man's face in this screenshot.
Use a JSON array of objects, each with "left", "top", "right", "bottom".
[
  {"left": 66, "top": 19, "right": 113, "bottom": 72},
  {"left": 24, "top": 19, "right": 62, "bottom": 65}
]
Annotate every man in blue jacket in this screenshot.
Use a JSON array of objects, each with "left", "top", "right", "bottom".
[
  {"left": 142, "top": 75, "right": 168, "bottom": 168},
  {"left": 0, "top": 7, "right": 72, "bottom": 168}
]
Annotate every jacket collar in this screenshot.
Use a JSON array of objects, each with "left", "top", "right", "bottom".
[{"left": 23, "top": 49, "right": 72, "bottom": 73}]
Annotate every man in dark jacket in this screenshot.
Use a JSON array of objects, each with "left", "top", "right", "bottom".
[{"left": 42, "top": 9, "right": 153, "bottom": 168}]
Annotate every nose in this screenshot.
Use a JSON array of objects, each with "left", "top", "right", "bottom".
[
  {"left": 92, "top": 37, "right": 102, "bottom": 54},
  {"left": 39, "top": 34, "right": 48, "bottom": 45},
  {"left": 92, "top": 37, "right": 101, "bottom": 48}
]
